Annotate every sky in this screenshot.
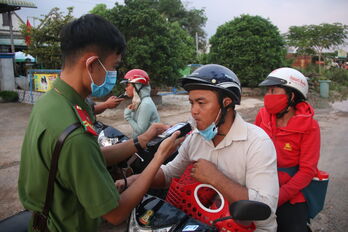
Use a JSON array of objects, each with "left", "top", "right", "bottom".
[{"left": 16, "top": 0, "right": 348, "bottom": 45}]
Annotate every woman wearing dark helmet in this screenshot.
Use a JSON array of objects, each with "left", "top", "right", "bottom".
[
  {"left": 120, "top": 64, "right": 279, "bottom": 231},
  {"left": 255, "top": 68, "right": 322, "bottom": 232}
]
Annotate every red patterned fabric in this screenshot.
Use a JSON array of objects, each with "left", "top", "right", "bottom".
[
  {"left": 166, "top": 164, "right": 255, "bottom": 232},
  {"left": 73, "top": 105, "right": 97, "bottom": 136}
]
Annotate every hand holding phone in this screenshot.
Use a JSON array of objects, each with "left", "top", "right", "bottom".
[
  {"left": 147, "top": 122, "right": 191, "bottom": 151},
  {"left": 117, "top": 93, "right": 127, "bottom": 98}
]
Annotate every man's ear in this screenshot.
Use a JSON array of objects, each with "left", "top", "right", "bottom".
[
  {"left": 85, "top": 56, "right": 99, "bottom": 74},
  {"left": 223, "top": 97, "right": 233, "bottom": 107}
]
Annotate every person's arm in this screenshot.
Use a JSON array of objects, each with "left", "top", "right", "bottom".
[
  {"left": 94, "top": 96, "right": 123, "bottom": 114},
  {"left": 192, "top": 136, "right": 278, "bottom": 209},
  {"left": 102, "top": 131, "right": 182, "bottom": 225},
  {"left": 191, "top": 159, "right": 249, "bottom": 202},
  {"left": 115, "top": 168, "right": 166, "bottom": 193},
  {"left": 124, "top": 101, "right": 153, "bottom": 136},
  {"left": 101, "top": 123, "right": 169, "bottom": 166},
  {"left": 115, "top": 134, "right": 192, "bottom": 191},
  {"left": 278, "top": 121, "right": 320, "bottom": 206}
]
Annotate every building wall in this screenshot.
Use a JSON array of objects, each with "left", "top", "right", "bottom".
[
  {"left": 0, "top": 56, "right": 15, "bottom": 90},
  {"left": 287, "top": 54, "right": 312, "bottom": 68},
  {"left": 0, "top": 12, "right": 26, "bottom": 52}
]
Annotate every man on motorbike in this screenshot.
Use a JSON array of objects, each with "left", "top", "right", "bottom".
[
  {"left": 120, "top": 64, "right": 279, "bottom": 231},
  {"left": 18, "top": 14, "right": 182, "bottom": 232}
]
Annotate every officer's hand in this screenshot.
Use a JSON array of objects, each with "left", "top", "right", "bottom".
[
  {"left": 155, "top": 131, "right": 184, "bottom": 162},
  {"left": 138, "top": 123, "right": 170, "bottom": 146},
  {"left": 106, "top": 96, "right": 124, "bottom": 109},
  {"left": 191, "top": 159, "right": 219, "bottom": 185}
]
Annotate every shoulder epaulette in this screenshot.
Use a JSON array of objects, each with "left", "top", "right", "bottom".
[{"left": 73, "top": 105, "right": 97, "bottom": 136}]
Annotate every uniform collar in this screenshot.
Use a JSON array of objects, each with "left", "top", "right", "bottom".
[{"left": 53, "top": 78, "right": 90, "bottom": 112}]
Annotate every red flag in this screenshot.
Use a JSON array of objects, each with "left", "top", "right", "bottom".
[{"left": 25, "top": 19, "right": 32, "bottom": 46}]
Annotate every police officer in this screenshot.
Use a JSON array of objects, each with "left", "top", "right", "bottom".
[{"left": 18, "top": 14, "right": 182, "bottom": 232}]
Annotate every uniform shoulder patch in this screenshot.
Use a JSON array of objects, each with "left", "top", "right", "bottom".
[{"left": 73, "top": 105, "right": 97, "bottom": 136}]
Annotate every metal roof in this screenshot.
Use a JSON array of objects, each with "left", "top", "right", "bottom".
[{"left": 0, "top": 0, "right": 37, "bottom": 13}]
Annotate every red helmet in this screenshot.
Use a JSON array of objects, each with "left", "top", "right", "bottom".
[{"left": 123, "top": 69, "right": 150, "bottom": 85}]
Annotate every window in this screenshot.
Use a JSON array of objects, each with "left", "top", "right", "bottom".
[{"left": 2, "top": 13, "right": 10, "bottom": 26}]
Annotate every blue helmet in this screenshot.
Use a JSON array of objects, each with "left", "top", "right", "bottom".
[{"left": 181, "top": 64, "right": 241, "bottom": 105}]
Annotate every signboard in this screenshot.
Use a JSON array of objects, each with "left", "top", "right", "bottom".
[
  {"left": 33, "top": 73, "right": 58, "bottom": 92},
  {"left": 338, "top": 49, "right": 347, "bottom": 58}
]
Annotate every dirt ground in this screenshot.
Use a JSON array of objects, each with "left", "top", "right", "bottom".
[{"left": 1, "top": 95, "right": 348, "bottom": 231}]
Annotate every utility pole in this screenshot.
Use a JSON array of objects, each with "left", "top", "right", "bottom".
[
  {"left": 7, "top": 11, "right": 15, "bottom": 53},
  {"left": 195, "top": 32, "right": 199, "bottom": 57}
]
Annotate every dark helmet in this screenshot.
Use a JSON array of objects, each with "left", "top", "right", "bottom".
[{"left": 181, "top": 64, "right": 241, "bottom": 105}]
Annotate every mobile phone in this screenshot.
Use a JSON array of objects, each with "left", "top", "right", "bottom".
[
  {"left": 117, "top": 93, "right": 127, "bottom": 98},
  {"left": 147, "top": 122, "right": 192, "bottom": 151}
]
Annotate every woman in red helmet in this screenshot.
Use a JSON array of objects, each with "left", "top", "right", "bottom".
[{"left": 122, "top": 69, "right": 160, "bottom": 138}]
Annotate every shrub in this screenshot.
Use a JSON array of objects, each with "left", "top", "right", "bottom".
[{"left": 0, "top": 91, "right": 19, "bottom": 102}]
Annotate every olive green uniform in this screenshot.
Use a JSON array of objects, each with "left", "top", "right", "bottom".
[{"left": 18, "top": 78, "right": 119, "bottom": 232}]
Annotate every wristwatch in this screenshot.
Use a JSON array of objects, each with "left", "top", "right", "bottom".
[{"left": 133, "top": 137, "right": 145, "bottom": 153}]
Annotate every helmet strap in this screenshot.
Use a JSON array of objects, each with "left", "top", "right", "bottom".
[
  {"left": 216, "top": 94, "right": 235, "bottom": 127},
  {"left": 133, "top": 83, "right": 144, "bottom": 96},
  {"left": 276, "top": 91, "right": 294, "bottom": 118}
]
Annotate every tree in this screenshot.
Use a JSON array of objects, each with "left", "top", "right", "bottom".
[
  {"left": 286, "top": 23, "right": 348, "bottom": 73},
  {"left": 89, "top": 3, "right": 109, "bottom": 19},
  {"left": 156, "top": 0, "right": 207, "bottom": 51},
  {"left": 92, "top": 0, "right": 195, "bottom": 87},
  {"left": 21, "top": 7, "right": 74, "bottom": 69},
  {"left": 91, "top": 0, "right": 207, "bottom": 51},
  {"left": 209, "top": 15, "right": 285, "bottom": 87}
]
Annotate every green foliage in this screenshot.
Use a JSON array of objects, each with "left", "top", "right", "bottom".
[
  {"left": 21, "top": 7, "right": 74, "bottom": 69},
  {"left": 209, "top": 15, "right": 285, "bottom": 87},
  {"left": 286, "top": 23, "right": 348, "bottom": 73},
  {"left": 156, "top": 0, "right": 207, "bottom": 50},
  {"left": 286, "top": 23, "right": 348, "bottom": 52},
  {"left": 302, "top": 65, "right": 348, "bottom": 101},
  {"left": 89, "top": 3, "right": 108, "bottom": 18},
  {"left": 324, "top": 68, "right": 348, "bottom": 85},
  {"left": 93, "top": 0, "right": 195, "bottom": 87},
  {"left": 0, "top": 91, "right": 19, "bottom": 102}
]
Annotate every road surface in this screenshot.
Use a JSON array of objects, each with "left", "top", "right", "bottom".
[{"left": 1, "top": 96, "right": 347, "bottom": 232}]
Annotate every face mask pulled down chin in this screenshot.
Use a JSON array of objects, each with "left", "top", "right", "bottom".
[
  {"left": 192, "top": 109, "right": 221, "bottom": 141},
  {"left": 198, "top": 123, "right": 218, "bottom": 141},
  {"left": 264, "top": 94, "right": 288, "bottom": 114},
  {"left": 88, "top": 59, "right": 117, "bottom": 97}
]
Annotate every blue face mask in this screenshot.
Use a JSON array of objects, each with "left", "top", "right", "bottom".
[
  {"left": 88, "top": 59, "right": 117, "bottom": 97},
  {"left": 198, "top": 109, "right": 221, "bottom": 141},
  {"left": 198, "top": 122, "right": 218, "bottom": 141}
]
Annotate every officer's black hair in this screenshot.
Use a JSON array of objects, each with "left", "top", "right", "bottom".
[{"left": 60, "top": 14, "right": 126, "bottom": 68}]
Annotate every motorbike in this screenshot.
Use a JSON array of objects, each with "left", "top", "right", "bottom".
[
  {"left": 127, "top": 187, "right": 271, "bottom": 232},
  {"left": 97, "top": 122, "right": 273, "bottom": 232},
  {"left": 1, "top": 122, "right": 272, "bottom": 232},
  {"left": 95, "top": 121, "right": 191, "bottom": 180}
]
